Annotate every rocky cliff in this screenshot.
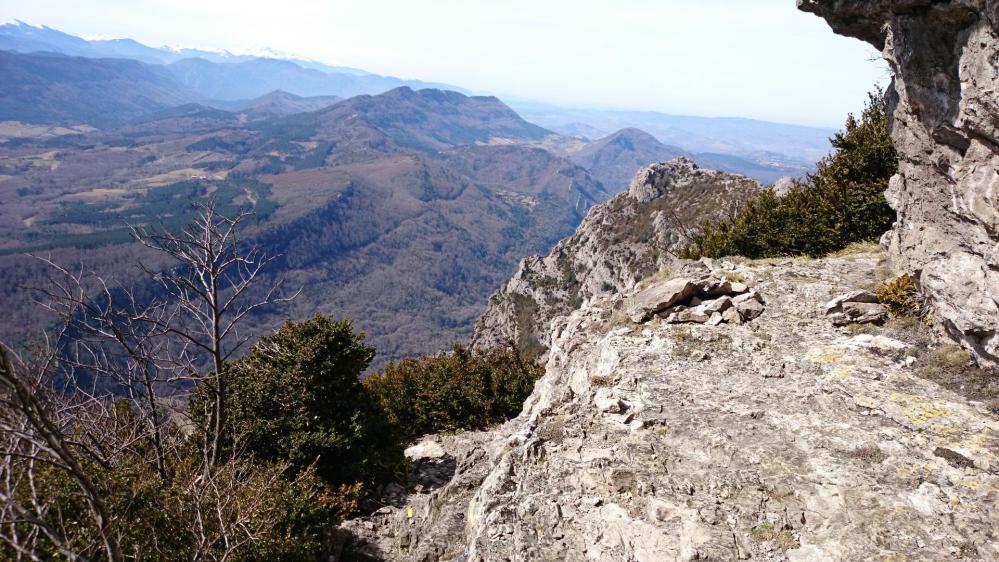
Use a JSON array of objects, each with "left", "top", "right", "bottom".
[
  {"left": 340, "top": 249, "right": 999, "bottom": 560},
  {"left": 471, "top": 157, "right": 761, "bottom": 356},
  {"left": 798, "top": 0, "right": 999, "bottom": 365}
]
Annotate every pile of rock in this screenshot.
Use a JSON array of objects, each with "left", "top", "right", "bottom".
[
  {"left": 824, "top": 290, "right": 888, "bottom": 326},
  {"left": 626, "top": 275, "right": 765, "bottom": 325}
]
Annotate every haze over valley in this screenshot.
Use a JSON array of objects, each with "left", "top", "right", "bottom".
[{"left": 0, "top": 20, "right": 842, "bottom": 364}]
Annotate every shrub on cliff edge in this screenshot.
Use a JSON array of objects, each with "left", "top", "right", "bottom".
[
  {"left": 364, "top": 344, "right": 544, "bottom": 440},
  {"left": 681, "top": 90, "right": 897, "bottom": 259}
]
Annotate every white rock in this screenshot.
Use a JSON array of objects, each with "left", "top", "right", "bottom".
[{"left": 404, "top": 440, "right": 447, "bottom": 461}]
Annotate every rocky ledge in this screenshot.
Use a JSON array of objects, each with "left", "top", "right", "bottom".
[{"left": 339, "top": 250, "right": 999, "bottom": 561}]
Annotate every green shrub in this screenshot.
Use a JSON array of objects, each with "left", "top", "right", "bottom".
[
  {"left": 876, "top": 274, "right": 919, "bottom": 316},
  {"left": 682, "top": 90, "right": 897, "bottom": 259},
  {"left": 221, "top": 315, "right": 404, "bottom": 491},
  {"left": 364, "top": 345, "right": 544, "bottom": 440}
]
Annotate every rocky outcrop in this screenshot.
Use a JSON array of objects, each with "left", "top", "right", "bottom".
[
  {"left": 798, "top": 0, "right": 999, "bottom": 365},
  {"left": 825, "top": 290, "right": 889, "bottom": 326},
  {"left": 471, "top": 157, "right": 761, "bottom": 355},
  {"left": 624, "top": 266, "right": 764, "bottom": 326},
  {"left": 339, "top": 250, "right": 999, "bottom": 560}
]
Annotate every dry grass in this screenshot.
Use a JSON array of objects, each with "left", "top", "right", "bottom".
[
  {"left": 830, "top": 241, "right": 881, "bottom": 257},
  {"left": 750, "top": 522, "right": 799, "bottom": 550},
  {"left": 719, "top": 270, "right": 746, "bottom": 283},
  {"left": 635, "top": 266, "right": 677, "bottom": 291},
  {"left": 915, "top": 344, "right": 999, "bottom": 414},
  {"left": 846, "top": 445, "right": 886, "bottom": 464},
  {"left": 590, "top": 374, "right": 614, "bottom": 387}
]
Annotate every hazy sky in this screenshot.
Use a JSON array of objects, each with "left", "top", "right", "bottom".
[{"left": 2, "top": 0, "right": 889, "bottom": 127}]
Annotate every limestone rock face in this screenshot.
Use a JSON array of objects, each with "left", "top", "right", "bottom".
[
  {"left": 471, "top": 157, "right": 761, "bottom": 355},
  {"left": 798, "top": 0, "right": 999, "bottom": 364},
  {"left": 338, "top": 251, "right": 999, "bottom": 560}
]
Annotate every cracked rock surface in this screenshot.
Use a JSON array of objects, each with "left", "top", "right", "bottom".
[
  {"left": 338, "top": 251, "right": 999, "bottom": 561},
  {"left": 799, "top": 0, "right": 999, "bottom": 366}
]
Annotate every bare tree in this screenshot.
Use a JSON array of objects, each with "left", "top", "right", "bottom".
[
  {"left": 0, "top": 341, "right": 125, "bottom": 562},
  {"left": 0, "top": 342, "right": 291, "bottom": 562},
  {"left": 128, "top": 201, "right": 295, "bottom": 468},
  {"left": 0, "top": 202, "right": 298, "bottom": 561},
  {"left": 29, "top": 261, "right": 179, "bottom": 482}
]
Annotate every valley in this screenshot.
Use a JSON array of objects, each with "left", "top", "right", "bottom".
[{"left": 0, "top": 23, "right": 838, "bottom": 368}]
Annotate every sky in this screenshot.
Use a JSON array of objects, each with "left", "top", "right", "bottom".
[{"left": 2, "top": 0, "right": 889, "bottom": 128}]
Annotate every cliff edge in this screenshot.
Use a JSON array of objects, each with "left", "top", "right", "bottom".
[
  {"left": 340, "top": 250, "right": 999, "bottom": 560},
  {"left": 471, "top": 157, "right": 761, "bottom": 356}
]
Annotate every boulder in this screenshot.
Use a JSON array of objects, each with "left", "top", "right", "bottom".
[
  {"left": 830, "top": 302, "right": 888, "bottom": 326},
  {"left": 702, "top": 296, "right": 734, "bottom": 314},
  {"left": 825, "top": 290, "right": 879, "bottom": 315},
  {"left": 722, "top": 307, "right": 743, "bottom": 325},
  {"left": 734, "top": 298, "right": 765, "bottom": 321},
  {"left": 626, "top": 278, "right": 700, "bottom": 322},
  {"left": 826, "top": 290, "right": 887, "bottom": 325},
  {"left": 404, "top": 440, "right": 447, "bottom": 461}
]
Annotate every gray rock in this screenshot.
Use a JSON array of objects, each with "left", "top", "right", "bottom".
[
  {"left": 404, "top": 440, "right": 447, "bottom": 461},
  {"left": 824, "top": 290, "right": 879, "bottom": 314},
  {"left": 722, "top": 307, "right": 743, "bottom": 325},
  {"left": 826, "top": 290, "right": 887, "bottom": 325},
  {"left": 338, "top": 250, "right": 999, "bottom": 561},
  {"left": 799, "top": 0, "right": 999, "bottom": 366},
  {"left": 702, "top": 296, "right": 734, "bottom": 314},
  {"left": 471, "top": 159, "right": 762, "bottom": 353},
  {"left": 832, "top": 302, "right": 888, "bottom": 326},
  {"left": 735, "top": 297, "right": 765, "bottom": 321},
  {"left": 674, "top": 309, "right": 711, "bottom": 324},
  {"left": 626, "top": 278, "right": 700, "bottom": 322}
]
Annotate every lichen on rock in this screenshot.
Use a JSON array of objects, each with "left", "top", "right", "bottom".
[{"left": 338, "top": 250, "right": 999, "bottom": 561}]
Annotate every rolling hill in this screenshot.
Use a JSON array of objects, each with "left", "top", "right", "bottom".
[
  {"left": 0, "top": 86, "right": 603, "bottom": 368},
  {"left": 0, "top": 50, "right": 194, "bottom": 127},
  {"left": 567, "top": 128, "right": 685, "bottom": 191}
]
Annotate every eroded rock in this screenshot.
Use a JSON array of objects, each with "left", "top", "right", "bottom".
[
  {"left": 826, "top": 289, "right": 888, "bottom": 326},
  {"left": 799, "top": 0, "right": 999, "bottom": 365},
  {"left": 471, "top": 159, "right": 762, "bottom": 354},
  {"left": 629, "top": 274, "right": 760, "bottom": 325},
  {"left": 339, "top": 250, "right": 999, "bottom": 561}
]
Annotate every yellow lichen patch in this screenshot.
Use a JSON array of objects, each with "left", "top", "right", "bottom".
[
  {"left": 959, "top": 479, "right": 979, "bottom": 491},
  {"left": 814, "top": 354, "right": 842, "bottom": 364},
  {"left": 908, "top": 403, "right": 948, "bottom": 425},
  {"left": 956, "top": 433, "right": 992, "bottom": 451}
]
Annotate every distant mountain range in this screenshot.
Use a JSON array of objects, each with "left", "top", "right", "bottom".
[
  {"left": 0, "top": 19, "right": 373, "bottom": 74},
  {"left": 0, "top": 50, "right": 193, "bottom": 127},
  {"left": 509, "top": 99, "right": 835, "bottom": 169},
  {"left": 0, "top": 20, "right": 833, "bottom": 180},
  {"left": 0, "top": 19, "right": 466, "bottom": 101},
  {"left": 0, "top": 86, "right": 605, "bottom": 369}
]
